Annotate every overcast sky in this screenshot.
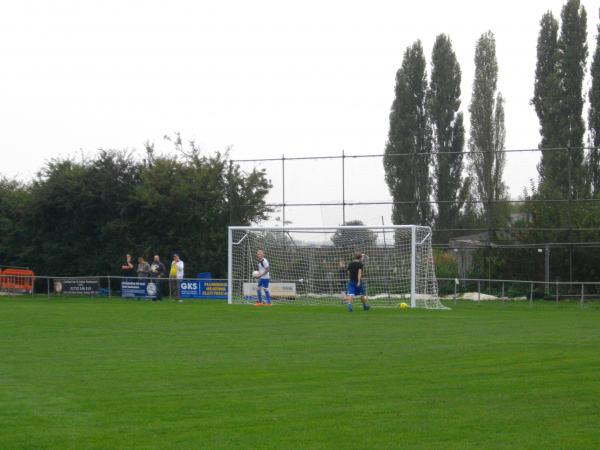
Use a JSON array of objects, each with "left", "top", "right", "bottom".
[{"left": 1, "top": 0, "right": 598, "bottom": 226}]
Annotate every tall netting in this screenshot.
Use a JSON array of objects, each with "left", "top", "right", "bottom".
[{"left": 228, "top": 226, "right": 447, "bottom": 309}]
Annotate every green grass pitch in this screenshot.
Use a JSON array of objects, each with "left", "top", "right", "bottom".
[{"left": 1, "top": 297, "right": 599, "bottom": 449}]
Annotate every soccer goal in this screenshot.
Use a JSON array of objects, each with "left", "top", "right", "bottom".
[{"left": 227, "top": 225, "right": 447, "bottom": 309}]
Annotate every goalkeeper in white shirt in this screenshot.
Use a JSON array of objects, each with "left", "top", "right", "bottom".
[{"left": 255, "top": 249, "right": 272, "bottom": 306}]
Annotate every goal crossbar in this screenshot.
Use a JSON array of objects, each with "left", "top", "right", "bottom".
[{"left": 228, "top": 225, "right": 416, "bottom": 231}]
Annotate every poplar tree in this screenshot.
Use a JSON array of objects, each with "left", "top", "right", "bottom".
[
  {"left": 533, "top": 1, "right": 587, "bottom": 198},
  {"left": 588, "top": 8, "right": 600, "bottom": 194},
  {"left": 428, "top": 34, "right": 465, "bottom": 234},
  {"left": 384, "top": 41, "right": 432, "bottom": 225},
  {"left": 558, "top": 0, "right": 587, "bottom": 198},
  {"left": 467, "top": 31, "right": 507, "bottom": 233},
  {"left": 532, "top": 11, "right": 561, "bottom": 183}
]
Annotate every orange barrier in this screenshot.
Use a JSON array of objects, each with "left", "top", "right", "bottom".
[{"left": 0, "top": 269, "right": 35, "bottom": 294}]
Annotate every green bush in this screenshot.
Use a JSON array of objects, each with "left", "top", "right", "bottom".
[{"left": 434, "top": 250, "right": 459, "bottom": 295}]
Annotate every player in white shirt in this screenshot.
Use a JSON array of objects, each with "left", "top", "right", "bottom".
[{"left": 255, "top": 249, "right": 272, "bottom": 306}]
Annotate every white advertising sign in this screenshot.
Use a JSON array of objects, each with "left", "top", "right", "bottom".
[{"left": 243, "top": 282, "right": 297, "bottom": 298}]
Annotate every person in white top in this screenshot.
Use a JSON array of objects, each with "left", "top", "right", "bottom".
[
  {"left": 170, "top": 254, "right": 185, "bottom": 299},
  {"left": 174, "top": 254, "right": 184, "bottom": 279},
  {"left": 255, "top": 249, "right": 272, "bottom": 306}
]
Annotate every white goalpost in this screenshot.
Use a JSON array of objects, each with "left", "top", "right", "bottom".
[{"left": 227, "top": 225, "right": 447, "bottom": 309}]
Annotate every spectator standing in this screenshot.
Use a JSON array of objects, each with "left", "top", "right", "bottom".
[
  {"left": 121, "top": 254, "right": 135, "bottom": 281},
  {"left": 137, "top": 256, "right": 151, "bottom": 278},
  {"left": 150, "top": 254, "right": 166, "bottom": 300},
  {"left": 170, "top": 254, "right": 185, "bottom": 299}
]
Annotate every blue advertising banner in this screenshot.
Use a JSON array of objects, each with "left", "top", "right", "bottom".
[
  {"left": 179, "top": 280, "right": 228, "bottom": 299},
  {"left": 121, "top": 280, "right": 158, "bottom": 299},
  {"left": 199, "top": 280, "right": 228, "bottom": 299}
]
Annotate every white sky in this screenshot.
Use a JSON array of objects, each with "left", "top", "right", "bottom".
[{"left": 1, "top": 0, "right": 598, "bottom": 227}]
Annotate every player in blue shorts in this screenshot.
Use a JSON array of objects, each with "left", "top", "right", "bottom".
[
  {"left": 346, "top": 252, "right": 370, "bottom": 312},
  {"left": 255, "top": 249, "right": 272, "bottom": 306}
]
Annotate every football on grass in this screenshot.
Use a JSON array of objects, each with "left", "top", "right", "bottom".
[{"left": 252, "top": 270, "right": 260, "bottom": 278}]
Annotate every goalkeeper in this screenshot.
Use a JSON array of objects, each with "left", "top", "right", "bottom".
[
  {"left": 346, "top": 253, "right": 370, "bottom": 312},
  {"left": 255, "top": 250, "right": 272, "bottom": 306}
]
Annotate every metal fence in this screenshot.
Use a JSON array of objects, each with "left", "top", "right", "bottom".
[
  {"left": 2, "top": 274, "right": 599, "bottom": 308},
  {"left": 438, "top": 277, "right": 600, "bottom": 308},
  {"left": 231, "top": 147, "right": 600, "bottom": 232},
  {"left": 231, "top": 147, "right": 600, "bottom": 284}
]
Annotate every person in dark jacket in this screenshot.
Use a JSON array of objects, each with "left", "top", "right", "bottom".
[
  {"left": 121, "top": 254, "right": 135, "bottom": 280},
  {"left": 150, "top": 254, "right": 166, "bottom": 300}
]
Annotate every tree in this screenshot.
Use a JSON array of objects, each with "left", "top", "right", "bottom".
[
  {"left": 468, "top": 31, "right": 507, "bottom": 234},
  {"left": 384, "top": 40, "right": 432, "bottom": 226},
  {"left": 3, "top": 144, "right": 271, "bottom": 277},
  {"left": 525, "top": 1, "right": 589, "bottom": 285},
  {"left": 588, "top": 8, "right": 600, "bottom": 195},
  {"left": 126, "top": 141, "right": 272, "bottom": 278},
  {"left": 428, "top": 34, "right": 465, "bottom": 238},
  {"left": 558, "top": 0, "right": 588, "bottom": 179},
  {"left": 0, "top": 177, "right": 30, "bottom": 267},
  {"left": 532, "top": 11, "right": 561, "bottom": 183},
  {"left": 558, "top": 0, "right": 588, "bottom": 199},
  {"left": 534, "top": 1, "right": 587, "bottom": 198},
  {"left": 22, "top": 153, "right": 141, "bottom": 275},
  {"left": 331, "top": 220, "right": 378, "bottom": 250}
]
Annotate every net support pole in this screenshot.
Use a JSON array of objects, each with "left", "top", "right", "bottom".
[
  {"left": 341, "top": 150, "right": 346, "bottom": 225},
  {"left": 282, "top": 154, "right": 286, "bottom": 226},
  {"left": 529, "top": 283, "right": 534, "bottom": 307},
  {"left": 410, "top": 225, "right": 416, "bottom": 308},
  {"left": 227, "top": 227, "right": 233, "bottom": 304},
  {"left": 453, "top": 280, "right": 457, "bottom": 305}
]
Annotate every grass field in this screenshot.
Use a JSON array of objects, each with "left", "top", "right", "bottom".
[{"left": 1, "top": 297, "right": 600, "bottom": 449}]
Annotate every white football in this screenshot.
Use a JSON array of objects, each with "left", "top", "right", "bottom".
[{"left": 252, "top": 270, "right": 260, "bottom": 278}]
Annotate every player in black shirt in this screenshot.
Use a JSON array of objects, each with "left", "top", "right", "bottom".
[{"left": 345, "top": 252, "right": 370, "bottom": 312}]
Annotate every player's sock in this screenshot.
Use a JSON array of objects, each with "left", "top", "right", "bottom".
[
  {"left": 347, "top": 302, "right": 353, "bottom": 312},
  {"left": 265, "top": 289, "right": 271, "bottom": 304},
  {"left": 363, "top": 303, "right": 370, "bottom": 311},
  {"left": 256, "top": 289, "right": 262, "bottom": 303}
]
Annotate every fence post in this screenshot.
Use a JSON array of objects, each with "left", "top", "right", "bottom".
[
  {"left": 453, "top": 279, "right": 457, "bottom": 306},
  {"left": 477, "top": 280, "right": 481, "bottom": 304},
  {"left": 545, "top": 243, "right": 550, "bottom": 295},
  {"left": 529, "top": 282, "right": 533, "bottom": 307},
  {"left": 108, "top": 276, "right": 111, "bottom": 298},
  {"left": 47, "top": 277, "right": 50, "bottom": 298},
  {"left": 580, "top": 284, "right": 584, "bottom": 309},
  {"left": 501, "top": 282, "right": 505, "bottom": 303},
  {"left": 555, "top": 280, "right": 559, "bottom": 304}
]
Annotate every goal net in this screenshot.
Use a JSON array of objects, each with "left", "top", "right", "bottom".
[{"left": 227, "top": 225, "right": 447, "bottom": 309}]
